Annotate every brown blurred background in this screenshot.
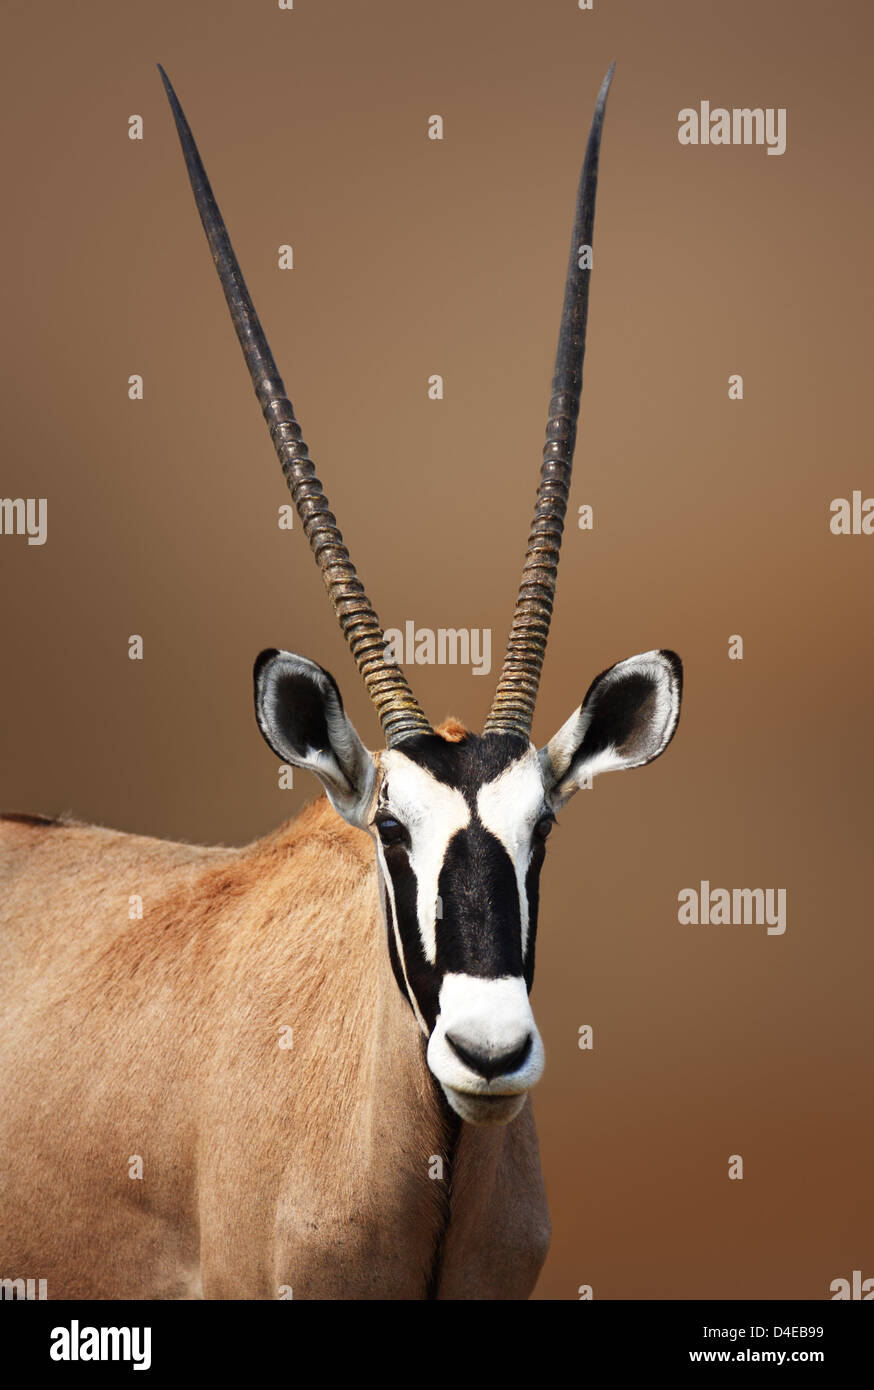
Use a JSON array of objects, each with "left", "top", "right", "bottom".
[{"left": 2, "top": 0, "right": 872, "bottom": 1299}]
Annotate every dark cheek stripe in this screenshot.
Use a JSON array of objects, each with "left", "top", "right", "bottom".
[
  {"left": 384, "top": 847, "right": 442, "bottom": 1030},
  {"left": 383, "top": 892, "right": 411, "bottom": 1008},
  {"left": 523, "top": 843, "right": 545, "bottom": 991}
]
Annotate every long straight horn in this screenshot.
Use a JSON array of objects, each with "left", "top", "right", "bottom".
[
  {"left": 158, "top": 66, "right": 432, "bottom": 748},
  {"left": 484, "top": 64, "right": 615, "bottom": 740}
]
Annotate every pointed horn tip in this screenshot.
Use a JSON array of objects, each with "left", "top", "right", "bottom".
[
  {"left": 157, "top": 64, "right": 180, "bottom": 108},
  {"left": 597, "top": 62, "right": 616, "bottom": 108},
  {"left": 486, "top": 64, "right": 614, "bottom": 733}
]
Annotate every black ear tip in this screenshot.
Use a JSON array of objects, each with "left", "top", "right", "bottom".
[
  {"left": 253, "top": 648, "right": 281, "bottom": 685},
  {"left": 658, "top": 650, "right": 683, "bottom": 696}
]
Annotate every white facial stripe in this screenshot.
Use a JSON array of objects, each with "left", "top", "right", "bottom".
[
  {"left": 476, "top": 752, "right": 545, "bottom": 957},
  {"left": 379, "top": 751, "right": 470, "bottom": 963}
]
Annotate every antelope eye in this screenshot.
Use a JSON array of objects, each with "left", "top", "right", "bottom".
[
  {"left": 375, "top": 816, "right": 407, "bottom": 847},
  {"left": 534, "top": 815, "right": 555, "bottom": 842}
]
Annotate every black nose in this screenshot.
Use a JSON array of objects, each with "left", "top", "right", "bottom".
[{"left": 445, "top": 1032, "right": 533, "bottom": 1081}]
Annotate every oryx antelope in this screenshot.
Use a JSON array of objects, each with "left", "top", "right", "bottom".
[{"left": 0, "top": 64, "right": 682, "bottom": 1299}]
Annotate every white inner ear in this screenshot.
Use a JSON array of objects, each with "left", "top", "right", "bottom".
[
  {"left": 539, "top": 702, "right": 594, "bottom": 787},
  {"left": 317, "top": 729, "right": 376, "bottom": 825},
  {"left": 318, "top": 700, "right": 375, "bottom": 810},
  {"left": 540, "top": 650, "right": 681, "bottom": 805},
  {"left": 305, "top": 744, "right": 361, "bottom": 799},
  {"left": 257, "top": 653, "right": 376, "bottom": 825}
]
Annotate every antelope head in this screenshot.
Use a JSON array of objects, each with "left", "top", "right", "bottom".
[{"left": 162, "top": 64, "right": 682, "bottom": 1126}]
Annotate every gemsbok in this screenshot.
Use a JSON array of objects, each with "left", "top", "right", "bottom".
[{"left": 0, "top": 64, "right": 682, "bottom": 1299}]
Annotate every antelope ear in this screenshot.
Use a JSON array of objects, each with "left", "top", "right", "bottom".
[
  {"left": 539, "top": 650, "right": 682, "bottom": 807},
  {"left": 254, "top": 650, "right": 376, "bottom": 826}
]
